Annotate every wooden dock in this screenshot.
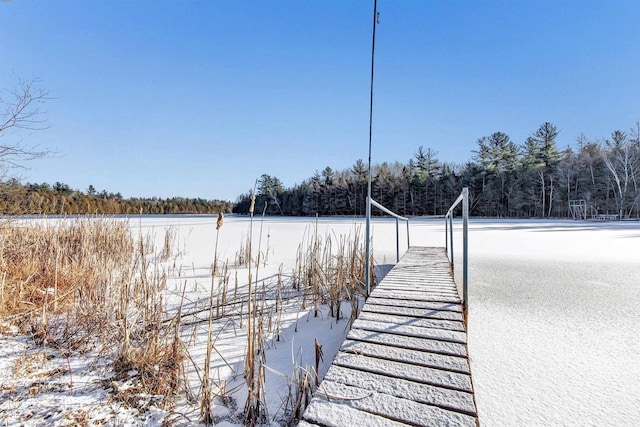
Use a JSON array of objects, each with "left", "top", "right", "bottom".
[{"left": 301, "top": 247, "right": 478, "bottom": 427}]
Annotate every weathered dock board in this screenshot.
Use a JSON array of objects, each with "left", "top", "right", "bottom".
[{"left": 302, "top": 246, "right": 479, "bottom": 426}]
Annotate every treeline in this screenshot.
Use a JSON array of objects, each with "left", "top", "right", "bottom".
[
  {"left": 0, "top": 180, "right": 231, "bottom": 215},
  {"left": 234, "top": 122, "right": 640, "bottom": 219}
]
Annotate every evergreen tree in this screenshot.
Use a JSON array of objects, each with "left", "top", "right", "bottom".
[
  {"left": 521, "top": 123, "right": 561, "bottom": 217},
  {"left": 257, "top": 174, "right": 284, "bottom": 215}
]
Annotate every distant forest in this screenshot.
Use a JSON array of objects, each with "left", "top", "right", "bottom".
[
  {"left": 234, "top": 122, "right": 640, "bottom": 219},
  {"left": 3, "top": 121, "right": 638, "bottom": 219},
  {"left": 0, "top": 181, "right": 230, "bottom": 215}
]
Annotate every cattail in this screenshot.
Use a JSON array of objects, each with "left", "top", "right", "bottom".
[
  {"left": 249, "top": 194, "right": 256, "bottom": 214},
  {"left": 216, "top": 211, "right": 224, "bottom": 230},
  {"left": 315, "top": 338, "right": 323, "bottom": 386}
]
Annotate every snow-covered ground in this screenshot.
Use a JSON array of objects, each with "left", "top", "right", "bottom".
[
  {"left": 463, "top": 219, "right": 640, "bottom": 426},
  {"left": 1, "top": 216, "right": 638, "bottom": 426}
]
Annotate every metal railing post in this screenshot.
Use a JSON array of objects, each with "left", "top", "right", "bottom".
[
  {"left": 449, "top": 214, "right": 454, "bottom": 267},
  {"left": 444, "top": 188, "right": 470, "bottom": 324},
  {"left": 445, "top": 216, "right": 448, "bottom": 253},
  {"left": 395, "top": 217, "right": 400, "bottom": 262},
  {"left": 365, "top": 196, "right": 371, "bottom": 297},
  {"left": 406, "top": 219, "right": 410, "bottom": 250},
  {"left": 462, "top": 188, "right": 469, "bottom": 323}
]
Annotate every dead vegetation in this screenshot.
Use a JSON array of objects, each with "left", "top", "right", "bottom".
[
  {"left": 296, "top": 224, "right": 369, "bottom": 323},
  {"left": 0, "top": 218, "right": 133, "bottom": 321},
  {"left": 0, "top": 217, "right": 187, "bottom": 412},
  {"left": 0, "top": 215, "right": 373, "bottom": 425}
]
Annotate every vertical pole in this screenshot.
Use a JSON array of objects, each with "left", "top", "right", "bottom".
[
  {"left": 445, "top": 214, "right": 448, "bottom": 253},
  {"left": 395, "top": 217, "right": 400, "bottom": 263},
  {"left": 365, "top": 202, "right": 371, "bottom": 296},
  {"left": 462, "top": 187, "right": 469, "bottom": 324},
  {"left": 406, "top": 219, "right": 410, "bottom": 250},
  {"left": 364, "top": 0, "right": 377, "bottom": 297},
  {"left": 449, "top": 214, "right": 454, "bottom": 267}
]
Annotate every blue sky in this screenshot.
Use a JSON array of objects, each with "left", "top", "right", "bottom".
[{"left": 2, "top": 1, "right": 639, "bottom": 201}]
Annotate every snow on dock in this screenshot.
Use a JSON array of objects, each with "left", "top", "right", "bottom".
[{"left": 302, "top": 247, "right": 479, "bottom": 426}]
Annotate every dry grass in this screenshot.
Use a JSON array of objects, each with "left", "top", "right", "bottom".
[
  {"left": 237, "top": 219, "right": 369, "bottom": 424},
  {"left": 235, "top": 235, "right": 252, "bottom": 268},
  {"left": 243, "top": 201, "right": 269, "bottom": 426},
  {"left": 0, "top": 217, "right": 187, "bottom": 411},
  {"left": 1, "top": 215, "right": 373, "bottom": 425},
  {"left": 159, "top": 225, "right": 176, "bottom": 261},
  {"left": 13, "top": 351, "right": 49, "bottom": 378},
  {"left": 200, "top": 212, "right": 224, "bottom": 424},
  {"left": 112, "top": 218, "right": 187, "bottom": 410},
  {"left": 0, "top": 218, "right": 133, "bottom": 323},
  {"left": 283, "top": 357, "right": 317, "bottom": 425},
  {"left": 112, "top": 328, "right": 186, "bottom": 410},
  {"left": 296, "top": 225, "right": 368, "bottom": 322}
]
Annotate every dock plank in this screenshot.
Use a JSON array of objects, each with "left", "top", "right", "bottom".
[
  {"left": 347, "top": 328, "right": 468, "bottom": 357},
  {"left": 340, "top": 340, "right": 470, "bottom": 373},
  {"left": 365, "top": 297, "right": 463, "bottom": 312},
  {"left": 363, "top": 303, "right": 465, "bottom": 321},
  {"left": 315, "top": 380, "right": 477, "bottom": 426},
  {"left": 352, "top": 318, "right": 467, "bottom": 343},
  {"left": 372, "top": 289, "right": 461, "bottom": 304},
  {"left": 357, "top": 311, "right": 466, "bottom": 331},
  {"left": 323, "top": 365, "right": 477, "bottom": 416},
  {"left": 332, "top": 352, "right": 473, "bottom": 392},
  {"left": 304, "top": 398, "right": 408, "bottom": 427}
]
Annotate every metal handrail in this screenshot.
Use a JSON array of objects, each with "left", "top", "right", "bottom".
[
  {"left": 365, "top": 197, "right": 410, "bottom": 295},
  {"left": 444, "top": 187, "right": 469, "bottom": 322}
]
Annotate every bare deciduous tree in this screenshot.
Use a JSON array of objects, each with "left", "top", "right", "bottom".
[
  {"left": 602, "top": 130, "right": 639, "bottom": 219},
  {"left": 0, "top": 78, "right": 50, "bottom": 176}
]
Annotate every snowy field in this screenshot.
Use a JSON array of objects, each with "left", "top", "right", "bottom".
[{"left": 1, "top": 216, "right": 638, "bottom": 426}]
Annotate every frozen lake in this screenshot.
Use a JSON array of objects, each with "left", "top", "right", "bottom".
[{"left": 461, "top": 220, "right": 640, "bottom": 426}]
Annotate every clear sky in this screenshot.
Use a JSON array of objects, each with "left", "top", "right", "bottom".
[{"left": 2, "top": 1, "right": 639, "bottom": 201}]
